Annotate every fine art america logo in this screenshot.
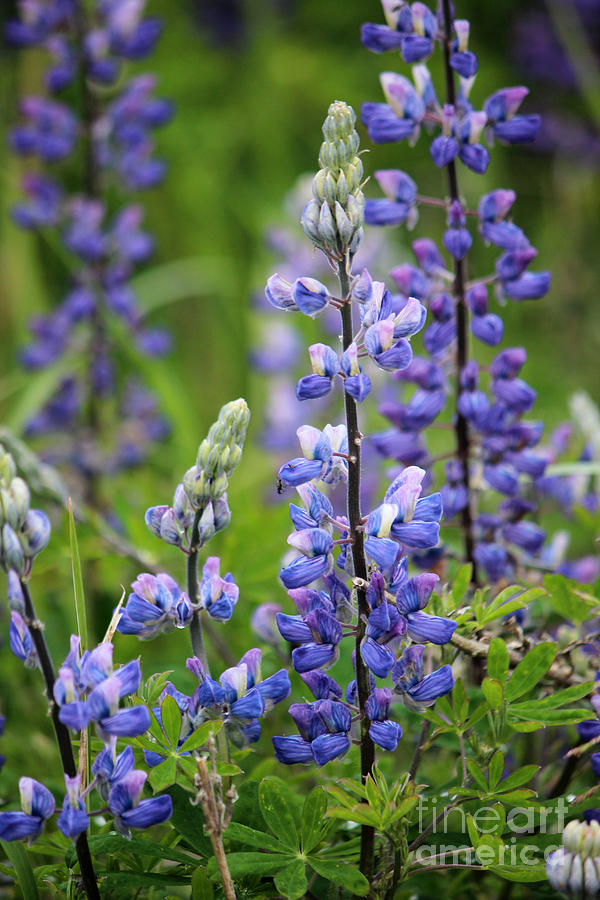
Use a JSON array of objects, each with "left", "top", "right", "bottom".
[{"left": 414, "top": 797, "right": 569, "bottom": 867}]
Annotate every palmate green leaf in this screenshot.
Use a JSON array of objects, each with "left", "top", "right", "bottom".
[
  {"left": 544, "top": 573, "right": 599, "bottom": 623},
  {"left": 482, "top": 598, "right": 527, "bottom": 625},
  {"left": 161, "top": 695, "right": 183, "bottom": 749},
  {"left": 308, "top": 857, "right": 369, "bottom": 895},
  {"left": 326, "top": 806, "right": 380, "bottom": 828},
  {"left": 179, "top": 720, "right": 222, "bottom": 753},
  {"left": 495, "top": 765, "right": 539, "bottom": 792},
  {"left": 216, "top": 762, "right": 242, "bottom": 776},
  {"left": 452, "top": 678, "right": 469, "bottom": 721},
  {"left": 301, "top": 788, "right": 327, "bottom": 853},
  {"left": 149, "top": 756, "right": 177, "bottom": 791},
  {"left": 209, "top": 852, "right": 293, "bottom": 878},
  {"left": 274, "top": 860, "right": 308, "bottom": 900},
  {"left": 1, "top": 840, "right": 39, "bottom": 900},
  {"left": 227, "top": 822, "right": 288, "bottom": 853},
  {"left": 505, "top": 642, "right": 557, "bottom": 702},
  {"left": 487, "top": 637, "right": 510, "bottom": 684},
  {"left": 258, "top": 778, "right": 299, "bottom": 850},
  {"left": 466, "top": 760, "right": 488, "bottom": 793}
]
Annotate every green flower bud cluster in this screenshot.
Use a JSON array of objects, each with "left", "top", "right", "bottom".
[
  {"left": 302, "top": 101, "right": 365, "bottom": 261},
  {"left": 0, "top": 444, "right": 50, "bottom": 577},
  {"left": 546, "top": 820, "right": 600, "bottom": 898},
  {"left": 183, "top": 399, "right": 250, "bottom": 510}
]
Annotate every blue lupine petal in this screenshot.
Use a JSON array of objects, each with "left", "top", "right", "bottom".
[
  {"left": 311, "top": 732, "right": 350, "bottom": 766},
  {"left": 276, "top": 613, "right": 313, "bottom": 643},
  {"left": 361, "top": 23, "right": 404, "bottom": 53},
  {"left": 0, "top": 812, "right": 42, "bottom": 842},
  {"left": 292, "top": 642, "right": 337, "bottom": 673},
  {"left": 279, "top": 554, "right": 330, "bottom": 589},
  {"left": 407, "top": 611, "right": 457, "bottom": 644},
  {"left": 364, "top": 535, "right": 400, "bottom": 569},
  {"left": 59, "top": 701, "right": 92, "bottom": 731},
  {"left": 57, "top": 805, "right": 89, "bottom": 839},
  {"left": 272, "top": 735, "right": 314, "bottom": 764},
  {"left": 231, "top": 689, "right": 265, "bottom": 719},
  {"left": 278, "top": 458, "right": 323, "bottom": 487},
  {"left": 430, "top": 135, "right": 459, "bottom": 167},
  {"left": 413, "top": 494, "right": 442, "bottom": 523},
  {"left": 296, "top": 374, "right": 332, "bottom": 400},
  {"left": 369, "top": 720, "right": 402, "bottom": 751},
  {"left": 120, "top": 795, "right": 173, "bottom": 829},
  {"left": 390, "top": 520, "right": 440, "bottom": 549},
  {"left": 365, "top": 199, "right": 409, "bottom": 225},
  {"left": 115, "top": 660, "right": 141, "bottom": 697},
  {"left": 408, "top": 665, "right": 454, "bottom": 703},
  {"left": 257, "top": 670, "right": 291, "bottom": 706},
  {"left": 345, "top": 374, "right": 372, "bottom": 403},
  {"left": 360, "top": 638, "right": 396, "bottom": 678},
  {"left": 99, "top": 706, "right": 151, "bottom": 737}
]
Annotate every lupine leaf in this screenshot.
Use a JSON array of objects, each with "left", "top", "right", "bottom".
[
  {"left": 161, "top": 695, "right": 182, "bottom": 749},
  {"left": 301, "top": 788, "right": 327, "bottom": 853},
  {"left": 505, "top": 642, "right": 557, "bottom": 701},
  {"left": 488, "top": 751, "right": 505, "bottom": 790},
  {"left": 65, "top": 834, "right": 197, "bottom": 867},
  {"left": 487, "top": 638, "right": 509, "bottom": 684},
  {"left": 452, "top": 564, "right": 472, "bottom": 605},
  {"left": 1, "top": 841, "right": 39, "bottom": 900},
  {"left": 489, "top": 863, "right": 547, "bottom": 882},
  {"left": 527, "top": 681, "right": 595, "bottom": 709},
  {"left": 226, "top": 822, "right": 288, "bottom": 853},
  {"left": 178, "top": 719, "right": 222, "bottom": 753},
  {"left": 258, "top": 778, "right": 299, "bottom": 850},
  {"left": 191, "top": 867, "right": 214, "bottom": 900},
  {"left": 482, "top": 678, "right": 503, "bottom": 710},
  {"left": 98, "top": 872, "right": 189, "bottom": 890},
  {"left": 466, "top": 760, "right": 488, "bottom": 792},
  {"left": 307, "top": 857, "right": 370, "bottom": 895},
  {"left": 452, "top": 678, "right": 469, "bottom": 721},
  {"left": 209, "top": 852, "right": 293, "bottom": 878},
  {"left": 508, "top": 706, "right": 590, "bottom": 726},
  {"left": 274, "top": 860, "right": 308, "bottom": 899},
  {"left": 166, "top": 786, "right": 212, "bottom": 857},
  {"left": 149, "top": 756, "right": 177, "bottom": 791},
  {"left": 496, "top": 765, "right": 539, "bottom": 792}
]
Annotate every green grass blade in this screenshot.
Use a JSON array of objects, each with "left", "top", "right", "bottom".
[
  {"left": 1, "top": 840, "right": 40, "bottom": 900},
  {"left": 68, "top": 498, "right": 88, "bottom": 650}
]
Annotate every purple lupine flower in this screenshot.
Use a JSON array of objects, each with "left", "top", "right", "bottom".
[
  {"left": 198, "top": 557, "right": 239, "bottom": 622},
  {"left": 108, "top": 770, "right": 172, "bottom": 838},
  {"left": 57, "top": 775, "right": 89, "bottom": 840},
  {"left": 117, "top": 572, "right": 193, "bottom": 638},
  {"left": 273, "top": 698, "right": 352, "bottom": 766},
  {"left": 365, "top": 688, "right": 402, "bottom": 751},
  {"left": 0, "top": 778, "right": 55, "bottom": 844},
  {"left": 392, "top": 645, "right": 454, "bottom": 710}
]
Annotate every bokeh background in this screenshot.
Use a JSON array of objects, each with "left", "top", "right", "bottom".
[{"left": 0, "top": 0, "right": 599, "bottom": 846}]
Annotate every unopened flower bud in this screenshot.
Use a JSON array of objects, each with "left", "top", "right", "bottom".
[
  {"left": 547, "top": 820, "right": 600, "bottom": 898},
  {"left": 0, "top": 447, "right": 17, "bottom": 487},
  {"left": 20, "top": 510, "right": 51, "bottom": 559},
  {"left": 1, "top": 524, "right": 24, "bottom": 573},
  {"left": 159, "top": 508, "right": 183, "bottom": 546},
  {"left": 145, "top": 505, "right": 168, "bottom": 538},
  {"left": 197, "top": 502, "right": 215, "bottom": 545},
  {"left": 8, "top": 478, "right": 30, "bottom": 529},
  {"left": 173, "top": 483, "right": 194, "bottom": 528},
  {"left": 7, "top": 570, "right": 25, "bottom": 613},
  {"left": 213, "top": 494, "right": 231, "bottom": 531},
  {"left": 183, "top": 466, "right": 210, "bottom": 509}
]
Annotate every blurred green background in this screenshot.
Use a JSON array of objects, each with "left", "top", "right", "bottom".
[{"left": 0, "top": 0, "right": 599, "bottom": 826}]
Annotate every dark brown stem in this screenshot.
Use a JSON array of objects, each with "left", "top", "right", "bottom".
[
  {"left": 408, "top": 720, "right": 431, "bottom": 782},
  {"left": 441, "top": 0, "right": 478, "bottom": 584},
  {"left": 20, "top": 581, "right": 100, "bottom": 900},
  {"left": 338, "top": 260, "right": 376, "bottom": 885}
]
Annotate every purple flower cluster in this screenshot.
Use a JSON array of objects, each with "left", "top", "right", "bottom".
[
  {"left": 357, "top": 0, "right": 561, "bottom": 584},
  {"left": 7, "top": 0, "right": 172, "bottom": 478},
  {"left": 2, "top": 636, "right": 172, "bottom": 843},
  {"left": 144, "top": 650, "right": 290, "bottom": 763}
]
